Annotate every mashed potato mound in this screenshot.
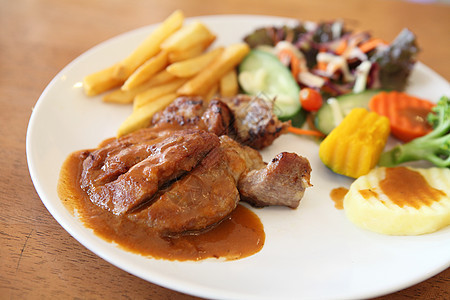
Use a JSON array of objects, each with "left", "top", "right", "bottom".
[{"left": 344, "top": 166, "right": 450, "bottom": 235}]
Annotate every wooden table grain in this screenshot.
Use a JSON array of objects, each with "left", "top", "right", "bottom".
[{"left": 1, "top": 0, "right": 449, "bottom": 299}]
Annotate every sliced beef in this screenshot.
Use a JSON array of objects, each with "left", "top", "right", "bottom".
[
  {"left": 80, "top": 127, "right": 175, "bottom": 188},
  {"left": 238, "top": 152, "right": 312, "bottom": 208},
  {"left": 128, "top": 135, "right": 264, "bottom": 235},
  {"left": 128, "top": 145, "right": 241, "bottom": 235},
  {"left": 80, "top": 128, "right": 220, "bottom": 215}
]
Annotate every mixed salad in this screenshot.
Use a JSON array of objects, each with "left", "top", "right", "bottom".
[{"left": 243, "top": 21, "right": 418, "bottom": 94}]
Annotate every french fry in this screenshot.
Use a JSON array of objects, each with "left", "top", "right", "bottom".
[
  {"left": 140, "top": 69, "right": 177, "bottom": 87},
  {"left": 83, "top": 64, "right": 124, "bottom": 96},
  {"left": 117, "top": 93, "right": 178, "bottom": 137},
  {"left": 113, "top": 10, "right": 184, "bottom": 80},
  {"left": 166, "top": 47, "right": 224, "bottom": 78},
  {"left": 167, "top": 35, "right": 216, "bottom": 63},
  {"left": 177, "top": 43, "right": 250, "bottom": 96},
  {"left": 121, "top": 50, "right": 169, "bottom": 91},
  {"left": 140, "top": 69, "right": 177, "bottom": 86},
  {"left": 103, "top": 87, "right": 142, "bottom": 104},
  {"left": 219, "top": 69, "right": 239, "bottom": 97},
  {"left": 161, "top": 21, "right": 215, "bottom": 53},
  {"left": 134, "top": 78, "right": 187, "bottom": 110},
  {"left": 102, "top": 70, "right": 177, "bottom": 104}
]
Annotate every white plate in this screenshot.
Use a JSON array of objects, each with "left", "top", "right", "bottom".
[{"left": 26, "top": 15, "right": 450, "bottom": 300}]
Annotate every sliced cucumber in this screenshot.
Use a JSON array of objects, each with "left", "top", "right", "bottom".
[
  {"left": 289, "top": 108, "right": 308, "bottom": 128},
  {"left": 238, "top": 49, "right": 302, "bottom": 121},
  {"left": 315, "top": 89, "right": 384, "bottom": 135}
]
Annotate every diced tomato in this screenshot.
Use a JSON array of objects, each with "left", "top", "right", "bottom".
[{"left": 299, "top": 88, "right": 323, "bottom": 112}]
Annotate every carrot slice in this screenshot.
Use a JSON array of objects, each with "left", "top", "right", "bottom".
[
  {"left": 288, "top": 126, "right": 326, "bottom": 137},
  {"left": 358, "top": 38, "right": 387, "bottom": 53},
  {"left": 368, "top": 91, "right": 435, "bottom": 142}
]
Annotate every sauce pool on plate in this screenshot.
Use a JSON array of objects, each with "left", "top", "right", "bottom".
[
  {"left": 330, "top": 187, "right": 348, "bottom": 209},
  {"left": 58, "top": 150, "right": 265, "bottom": 261}
]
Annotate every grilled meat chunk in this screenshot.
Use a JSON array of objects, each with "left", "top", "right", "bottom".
[
  {"left": 201, "top": 99, "right": 234, "bottom": 137},
  {"left": 219, "top": 136, "right": 311, "bottom": 208},
  {"left": 221, "top": 95, "right": 290, "bottom": 149},
  {"left": 238, "top": 152, "right": 312, "bottom": 208},
  {"left": 152, "top": 96, "right": 234, "bottom": 137}
]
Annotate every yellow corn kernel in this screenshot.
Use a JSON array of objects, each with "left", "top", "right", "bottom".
[{"left": 319, "top": 108, "right": 390, "bottom": 178}]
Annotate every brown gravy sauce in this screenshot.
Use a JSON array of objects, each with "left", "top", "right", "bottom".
[
  {"left": 378, "top": 167, "right": 446, "bottom": 209},
  {"left": 330, "top": 167, "right": 446, "bottom": 210},
  {"left": 329, "top": 187, "right": 348, "bottom": 209},
  {"left": 359, "top": 189, "right": 379, "bottom": 200},
  {"left": 58, "top": 150, "right": 265, "bottom": 261}
]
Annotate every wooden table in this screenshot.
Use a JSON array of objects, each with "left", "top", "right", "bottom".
[{"left": 1, "top": 0, "right": 449, "bottom": 299}]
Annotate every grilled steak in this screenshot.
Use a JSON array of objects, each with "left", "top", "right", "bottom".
[
  {"left": 151, "top": 95, "right": 289, "bottom": 149},
  {"left": 80, "top": 128, "right": 219, "bottom": 215},
  {"left": 79, "top": 95, "right": 311, "bottom": 235}
]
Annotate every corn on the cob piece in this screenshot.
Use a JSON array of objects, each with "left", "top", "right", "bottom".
[{"left": 319, "top": 108, "right": 390, "bottom": 178}]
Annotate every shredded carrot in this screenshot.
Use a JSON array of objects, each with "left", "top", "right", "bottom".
[
  {"left": 358, "top": 38, "right": 387, "bottom": 53},
  {"left": 335, "top": 39, "right": 348, "bottom": 55},
  {"left": 369, "top": 91, "right": 435, "bottom": 142},
  {"left": 288, "top": 126, "right": 326, "bottom": 137},
  {"left": 278, "top": 49, "right": 301, "bottom": 79},
  {"left": 306, "top": 113, "right": 318, "bottom": 130},
  {"left": 291, "top": 57, "right": 301, "bottom": 79},
  {"left": 317, "top": 61, "right": 328, "bottom": 71},
  {"left": 316, "top": 48, "right": 329, "bottom": 71}
]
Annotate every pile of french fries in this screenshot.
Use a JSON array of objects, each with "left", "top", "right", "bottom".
[{"left": 83, "top": 10, "right": 249, "bottom": 137}]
